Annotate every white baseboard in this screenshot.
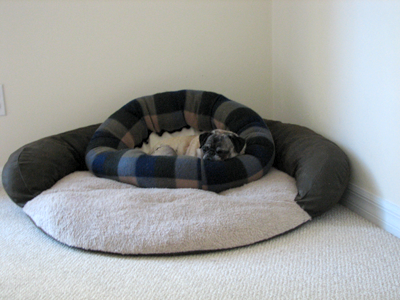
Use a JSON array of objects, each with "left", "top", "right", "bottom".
[{"left": 341, "top": 183, "right": 400, "bottom": 239}]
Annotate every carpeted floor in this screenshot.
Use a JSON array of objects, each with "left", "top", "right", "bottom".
[{"left": 1, "top": 177, "right": 400, "bottom": 299}]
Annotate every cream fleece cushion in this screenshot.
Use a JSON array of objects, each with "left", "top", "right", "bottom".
[{"left": 23, "top": 168, "right": 310, "bottom": 255}]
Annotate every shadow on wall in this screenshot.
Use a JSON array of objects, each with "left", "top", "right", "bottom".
[{"left": 273, "top": 69, "right": 381, "bottom": 198}]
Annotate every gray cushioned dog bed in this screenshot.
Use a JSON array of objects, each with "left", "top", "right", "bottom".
[{"left": 2, "top": 90, "right": 350, "bottom": 254}]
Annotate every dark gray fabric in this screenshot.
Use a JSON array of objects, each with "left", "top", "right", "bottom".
[
  {"left": 265, "top": 120, "right": 351, "bottom": 217},
  {"left": 2, "top": 124, "right": 100, "bottom": 206},
  {"left": 2, "top": 119, "right": 350, "bottom": 217}
]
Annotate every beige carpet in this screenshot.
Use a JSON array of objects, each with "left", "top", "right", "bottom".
[{"left": 1, "top": 171, "right": 400, "bottom": 299}]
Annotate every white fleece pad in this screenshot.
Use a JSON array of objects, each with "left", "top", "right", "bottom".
[{"left": 23, "top": 168, "right": 311, "bottom": 255}]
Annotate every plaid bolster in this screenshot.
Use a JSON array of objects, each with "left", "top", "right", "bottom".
[{"left": 85, "top": 90, "right": 275, "bottom": 192}]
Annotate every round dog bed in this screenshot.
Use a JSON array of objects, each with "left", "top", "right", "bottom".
[
  {"left": 1, "top": 90, "right": 351, "bottom": 254},
  {"left": 85, "top": 90, "right": 275, "bottom": 192}
]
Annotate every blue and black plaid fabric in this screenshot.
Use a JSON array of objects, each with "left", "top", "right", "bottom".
[{"left": 86, "top": 90, "right": 274, "bottom": 192}]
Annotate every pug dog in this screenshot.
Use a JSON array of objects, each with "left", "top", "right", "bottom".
[
  {"left": 199, "top": 129, "right": 246, "bottom": 161},
  {"left": 150, "top": 129, "right": 246, "bottom": 161}
]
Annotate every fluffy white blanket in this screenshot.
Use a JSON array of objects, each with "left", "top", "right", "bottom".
[{"left": 23, "top": 168, "right": 311, "bottom": 255}]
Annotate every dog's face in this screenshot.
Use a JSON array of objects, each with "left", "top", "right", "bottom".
[{"left": 199, "top": 129, "right": 246, "bottom": 161}]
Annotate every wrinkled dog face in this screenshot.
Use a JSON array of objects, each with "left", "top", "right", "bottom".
[{"left": 199, "top": 129, "right": 246, "bottom": 161}]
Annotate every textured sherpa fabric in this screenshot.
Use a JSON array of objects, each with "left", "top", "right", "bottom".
[
  {"left": 85, "top": 90, "right": 275, "bottom": 192},
  {"left": 22, "top": 168, "right": 311, "bottom": 255}
]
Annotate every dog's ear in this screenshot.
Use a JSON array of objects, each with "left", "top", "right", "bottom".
[
  {"left": 229, "top": 136, "right": 246, "bottom": 154},
  {"left": 199, "top": 132, "right": 212, "bottom": 147}
]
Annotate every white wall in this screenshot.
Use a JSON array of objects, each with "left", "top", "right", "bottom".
[
  {"left": 272, "top": 1, "right": 400, "bottom": 212},
  {"left": 0, "top": 0, "right": 273, "bottom": 165}
]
